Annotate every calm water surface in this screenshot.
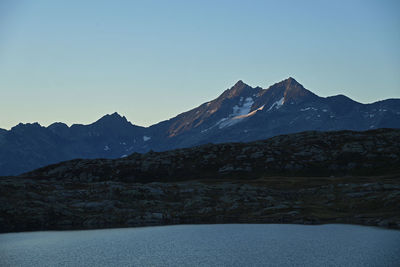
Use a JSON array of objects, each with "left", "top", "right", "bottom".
[{"left": 1, "top": 224, "right": 399, "bottom": 267}]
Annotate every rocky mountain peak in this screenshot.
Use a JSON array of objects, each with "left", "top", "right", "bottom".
[
  {"left": 48, "top": 122, "right": 68, "bottom": 129},
  {"left": 11, "top": 122, "right": 43, "bottom": 133},
  {"left": 283, "top": 76, "right": 299, "bottom": 85},
  {"left": 223, "top": 80, "right": 259, "bottom": 99},
  {"left": 96, "top": 112, "right": 128, "bottom": 124},
  {"left": 233, "top": 79, "right": 245, "bottom": 87},
  {"left": 88, "top": 112, "right": 135, "bottom": 132},
  {"left": 272, "top": 77, "right": 303, "bottom": 91},
  {"left": 264, "top": 77, "right": 315, "bottom": 104}
]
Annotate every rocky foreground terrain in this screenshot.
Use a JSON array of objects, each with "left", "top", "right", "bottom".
[{"left": 1, "top": 129, "right": 399, "bottom": 232}]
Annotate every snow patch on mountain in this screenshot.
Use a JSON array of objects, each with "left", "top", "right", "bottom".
[
  {"left": 235, "top": 105, "right": 265, "bottom": 119},
  {"left": 300, "top": 107, "right": 318, "bottom": 111},
  {"left": 232, "top": 97, "right": 254, "bottom": 116},
  {"left": 267, "top": 97, "right": 284, "bottom": 111},
  {"left": 216, "top": 97, "right": 262, "bottom": 129}
]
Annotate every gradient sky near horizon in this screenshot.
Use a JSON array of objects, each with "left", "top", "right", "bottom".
[{"left": 1, "top": 0, "right": 399, "bottom": 129}]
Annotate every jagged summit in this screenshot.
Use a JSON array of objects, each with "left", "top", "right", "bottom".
[
  {"left": 96, "top": 112, "right": 129, "bottom": 124},
  {"left": 105, "top": 112, "right": 125, "bottom": 119},
  {"left": 259, "top": 77, "right": 316, "bottom": 104},
  {"left": 269, "top": 77, "right": 303, "bottom": 90},
  {"left": 229, "top": 79, "right": 250, "bottom": 91},
  {"left": 11, "top": 122, "right": 42, "bottom": 132},
  {"left": 283, "top": 76, "right": 299, "bottom": 84},
  {"left": 223, "top": 80, "right": 258, "bottom": 99},
  {"left": 234, "top": 80, "right": 245, "bottom": 87}
]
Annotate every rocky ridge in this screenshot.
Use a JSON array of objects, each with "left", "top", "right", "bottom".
[
  {"left": 0, "top": 128, "right": 399, "bottom": 233},
  {"left": 25, "top": 128, "right": 400, "bottom": 182}
]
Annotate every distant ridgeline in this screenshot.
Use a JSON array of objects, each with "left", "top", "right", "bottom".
[{"left": 1, "top": 77, "right": 400, "bottom": 176}]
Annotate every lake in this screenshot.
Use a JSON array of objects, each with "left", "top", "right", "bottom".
[{"left": 1, "top": 224, "right": 399, "bottom": 266}]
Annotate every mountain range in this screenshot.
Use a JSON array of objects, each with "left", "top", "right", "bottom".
[{"left": 1, "top": 77, "right": 400, "bottom": 176}]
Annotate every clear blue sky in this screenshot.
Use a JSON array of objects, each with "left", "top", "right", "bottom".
[{"left": 1, "top": 0, "right": 399, "bottom": 129}]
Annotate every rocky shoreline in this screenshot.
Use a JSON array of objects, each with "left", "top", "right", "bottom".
[
  {"left": 1, "top": 174, "right": 399, "bottom": 233},
  {"left": 1, "top": 129, "right": 399, "bottom": 233}
]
